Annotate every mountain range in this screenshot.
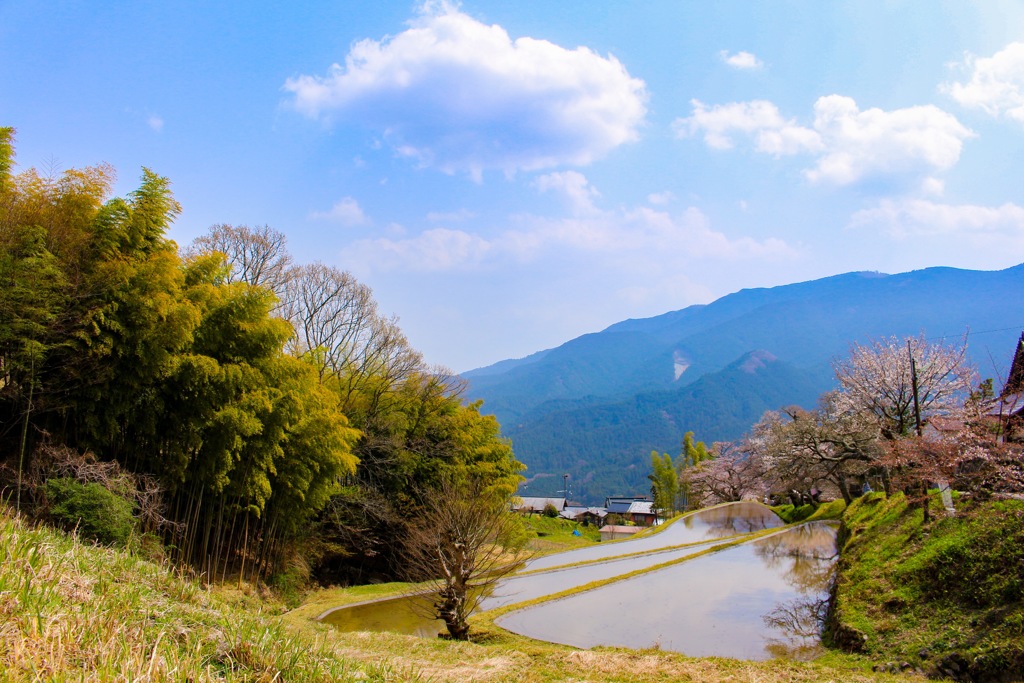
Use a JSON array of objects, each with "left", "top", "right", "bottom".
[{"left": 463, "top": 264, "right": 1024, "bottom": 505}]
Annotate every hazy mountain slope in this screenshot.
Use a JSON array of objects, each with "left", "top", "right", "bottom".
[
  {"left": 461, "top": 347, "right": 552, "bottom": 378},
  {"left": 465, "top": 264, "right": 1024, "bottom": 504},
  {"left": 463, "top": 330, "right": 668, "bottom": 424},
  {"left": 509, "top": 351, "right": 825, "bottom": 503},
  {"left": 468, "top": 265, "right": 1024, "bottom": 422}
]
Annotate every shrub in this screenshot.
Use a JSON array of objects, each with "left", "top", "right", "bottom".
[
  {"left": 44, "top": 477, "right": 136, "bottom": 546},
  {"left": 542, "top": 503, "right": 559, "bottom": 518},
  {"left": 605, "top": 513, "right": 625, "bottom": 526}
]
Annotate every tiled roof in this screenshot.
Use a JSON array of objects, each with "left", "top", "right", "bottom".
[
  {"left": 514, "top": 497, "right": 566, "bottom": 511},
  {"left": 627, "top": 501, "right": 654, "bottom": 515},
  {"left": 986, "top": 392, "right": 1024, "bottom": 417}
]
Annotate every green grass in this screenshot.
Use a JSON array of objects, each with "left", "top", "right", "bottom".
[
  {"left": 520, "top": 514, "right": 600, "bottom": 553},
  {"left": 773, "top": 499, "right": 847, "bottom": 524},
  {"left": 827, "top": 492, "right": 1024, "bottom": 681},
  {"left": 1, "top": 503, "right": 918, "bottom": 682}
]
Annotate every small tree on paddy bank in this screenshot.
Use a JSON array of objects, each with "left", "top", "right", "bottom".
[{"left": 401, "top": 477, "right": 530, "bottom": 640}]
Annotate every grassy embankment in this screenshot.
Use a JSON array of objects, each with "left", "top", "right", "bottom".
[
  {"left": 773, "top": 498, "right": 847, "bottom": 524},
  {"left": 520, "top": 513, "right": 601, "bottom": 553},
  {"left": 2, "top": 505, "right": 917, "bottom": 682},
  {"left": 827, "top": 492, "right": 1024, "bottom": 681}
]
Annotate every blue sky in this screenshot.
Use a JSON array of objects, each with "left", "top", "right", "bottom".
[{"left": 4, "top": 1, "right": 1024, "bottom": 372}]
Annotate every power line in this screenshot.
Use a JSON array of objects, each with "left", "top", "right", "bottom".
[{"left": 924, "top": 325, "right": 1024, "bottom": 343}]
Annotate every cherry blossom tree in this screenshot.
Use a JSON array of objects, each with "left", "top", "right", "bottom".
[{"left": 833, "top": 334, "right": 975, "bottom": 440}]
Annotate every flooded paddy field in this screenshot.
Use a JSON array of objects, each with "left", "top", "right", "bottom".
[
  {"left": 497, "top": 520, "right": 838, "bottom": 660},
  {"left": 320, "top": 503, "right": 838, "bottom": 661}
]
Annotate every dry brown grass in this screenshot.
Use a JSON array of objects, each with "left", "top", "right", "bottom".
[
  {"left": 317, "top": 622, "right": 917, "bottom": 683},
  {"left": 0, "top": 507, "right": 419, "bottom": 682}
]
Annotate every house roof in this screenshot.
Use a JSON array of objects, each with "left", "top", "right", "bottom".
[
  {"left": 562, "top": 507, "right": 608, "bottom": 521},
  {"left": 1004, "top": 332, "right": 1024, "bottom": 396},
  {"left": 560, "top": 505, "right": 588, "bottom": 520},
  {"left": 626, "top": 501, "right": 655, "bottom": 515},
  {"left": 986, "top": 391, "right": 1024, "bottom": 417},
  {"left": 514, "top": 497, "right": 566, "bottom": 512},
  {"left": 606, "top": 501, "right": 632, "bottom": 514},
  {"left": 605, "top": 496, "right": 651, "bottom": 514},
  {"left": 925, "top": 417, "right": 962, "bottom": 444}
]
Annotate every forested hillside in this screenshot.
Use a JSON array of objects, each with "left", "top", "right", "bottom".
[
  {"left": 513, "top": 351, "right": 826, "bottom": 501},
  {"left": 0, "top": 128, "right": 522, "bottom": 586},
  {"left": 468, "top": 265, "right": 1024, "bottom": 503}
]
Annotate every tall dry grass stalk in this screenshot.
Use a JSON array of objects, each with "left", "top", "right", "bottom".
[{"left": 0, "top": 507, "right": 423, "bottom": 682}]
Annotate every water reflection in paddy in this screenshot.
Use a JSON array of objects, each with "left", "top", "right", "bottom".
[
  {"left": 526, "top": 502, "right": 783, "bottom": 572},
  {"left": 319, "top": 503, "right": 809, "bottom": 648},
  {"left": 319, "top": 539, "right": 741, "bottom": 637},
  {"left": 497, "top": 521, "right": 838, "bottom": 661},
  {"left": 319, "top": 594, "right": 445, "bottom": 638},
  {"left": 479, "top": 536, "right": 727, "bottom": 611}
]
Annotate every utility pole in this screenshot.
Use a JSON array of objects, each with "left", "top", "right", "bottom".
[
  {"left": 909, "top": 340, "right": 923, "bottom": 437},
  {"left": 909, "top": 342, "right": 954, "bottom": 518},
  {"left": 562, "top": 473, "right": 569, "bottom": 501},
  {"left": 908, "top": 341, "right": 951, "bottom": 519}
]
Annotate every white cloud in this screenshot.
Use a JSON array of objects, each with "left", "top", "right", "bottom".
[
  {"left": 676, "top": 95, "right": 974, "bottom": 186},
  {"left": 943, "top": 42, "right": 1024, "bottom": 122},
  {"left": 719, "top": 50, "right": 763, "bottom": 70},
  {"left": 533, "top": 170, "right": 600, "bottom": 214},
  {"left": 344, "top": 227, "right": 492, "bottom": 273},
  {"left": 647, "top": 191, "right": 675, "bottom": 206},
  {"left": 675, "top": 100, "right": 823, "bottom": 154},
  {"left": 806, "top": 95, "right": 974, "bottom": 185},
  {"left": 147, "top": 115, "right": 164, "bottom": 132},
  {"left": 310, "top": 197, "right": 368, "bottom": 226},
  {"left": 610, "top": 206, "right": 797, "bottom": 260},
  {"left": 426, "top": 208, "right": 476, "bottom": 223},
  {"left": 850, "top": 198, "right": 1024, "bottom": 239},
  {"left": 342, "top": 199, "right": 798, "bottom": 275},
  {"left": 921, "top": 177, "right": 945, "bottom": 197},
  {"left": 284, "top": 3, "right": 647, "bottom": 177}
]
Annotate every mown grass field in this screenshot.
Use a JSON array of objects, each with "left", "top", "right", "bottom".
[{"left": 0, "top": 504, "right": 919, "bottom": 682}]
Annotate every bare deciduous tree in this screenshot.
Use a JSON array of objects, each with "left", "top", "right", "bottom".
[
  {"left": 280, "top": 263, "right": 376, "bottom": 378},
  {"left": 351, "top": 315, "right": 423, "bottom": 416},
  {"left": 402, "top": 478, "right": 529, "bottom": 640},
  {"left": 280, "top": 263, "right": 424, "bottom": 411},
  {"left": 187, "top": 223, "right": 293, "bottom": 299}
]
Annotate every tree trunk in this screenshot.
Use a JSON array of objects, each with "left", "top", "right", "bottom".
[
  {"left": 836, "top": 472, "right": 853, "bottom": 505},
  {"left": 880, "top": 466, "right": 893, "bottom": 496},
  {"left": 16, "top": 352, "right": 35, "bottom": 513},
  {"left": 920, "top": 481, "right": 931, "bottom": 524},
  {"left": 438, "top": 585, "right": 470, "bottom": 640}
]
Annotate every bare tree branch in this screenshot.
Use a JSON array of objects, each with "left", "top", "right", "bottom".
[
  {"left": 401, "top": 478, "right": 530, "bottom": 640},
  {"left": 187, "top": 223, "right": 293, "bottom": 303}
]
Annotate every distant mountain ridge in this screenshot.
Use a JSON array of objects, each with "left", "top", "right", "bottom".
[{"left": 464, "top": 264, "right": 1024, "bottom": 505}]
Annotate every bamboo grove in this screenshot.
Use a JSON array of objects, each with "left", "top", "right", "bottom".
[{"left": 0, "top": 128, "right": 524, "bottom": 583}]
